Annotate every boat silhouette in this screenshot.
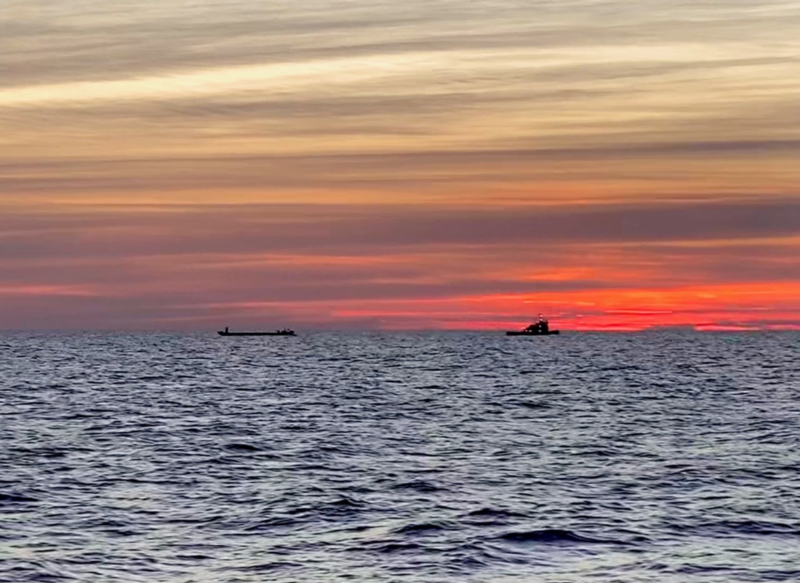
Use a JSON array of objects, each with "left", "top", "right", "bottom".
[
  {"left": 218, "top": 327, "right": 296, "bottom": 337},
  {"left": 506, "top": 317, "right": 560, "bottom": 336}
]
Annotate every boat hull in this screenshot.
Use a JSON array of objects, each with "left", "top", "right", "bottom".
[
  {"left": 218, "top": 332, "right": 295, "bottom": 336},
  {"left": 506, "top": 330, "right": 560, "bottom": 336}
]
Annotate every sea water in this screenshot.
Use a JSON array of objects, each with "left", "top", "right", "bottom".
[{"left": 1, "top": 331, "right": 799, "bottom": 582}]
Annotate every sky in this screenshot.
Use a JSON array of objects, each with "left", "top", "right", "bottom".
[{"left": 2, "top": 0, "right": 799, "bottom": 331}]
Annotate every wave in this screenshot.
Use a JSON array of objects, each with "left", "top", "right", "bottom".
[
  {"left": 464, "top": 508, "right": 527, "bottom": 521},
  {"left": 223, "top": 443, "right": 263, "bottom": 452},
  {"left": 498, "top": 528, "right": 625, "bottom": 545},
  {"left": 0, "top": 492, "right": 38, "bottom": 504},
  {"left": 393, "top": 521, "right": 456, "bottom": 535},
  {"left": 390, "top": 480, "right": 447, "bottom": 493}
]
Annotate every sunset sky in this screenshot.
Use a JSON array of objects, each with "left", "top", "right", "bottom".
[{"left": 2, "top": 0, "right": 799, "bottom": 330}]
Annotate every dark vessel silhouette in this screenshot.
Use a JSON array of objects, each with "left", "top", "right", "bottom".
[
  {"left": 506, "top": 316, "right": 560, "bottom": 336},
  {"left": 218, "top": 327, "right": 296, "bottom": 337}
]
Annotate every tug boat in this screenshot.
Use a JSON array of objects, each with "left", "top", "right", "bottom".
[{"left": 506, "top": 317, "right": 560, "bottom": 336}]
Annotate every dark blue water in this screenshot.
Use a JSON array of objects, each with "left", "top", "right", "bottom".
[{"left": 2, "top": 332, "right": 799, "bottom": 582}]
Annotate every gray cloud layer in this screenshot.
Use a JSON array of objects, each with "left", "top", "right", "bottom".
[{"left": 3, "top": 197, "right": 799, "bottom": 261}]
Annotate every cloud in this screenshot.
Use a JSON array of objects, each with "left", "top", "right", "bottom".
[
  {"left": 2, "top": 0, "right": 800, "bottom": 329},
  {"left": 4, "top": 0, "right": 799, "bottom": 87},
  {"left": 2, "top": 138, "right": 800, "bottom": 199},
  {"left": 0, "top": 196, "right": 796, "bottom": 327},
  {"left": 1, "top": 197, "right": 799, "bottom": 260}
]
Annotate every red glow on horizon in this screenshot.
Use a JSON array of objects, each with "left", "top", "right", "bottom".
[{"left": 325, "top": 281, "right": 800, "bottom": 331}]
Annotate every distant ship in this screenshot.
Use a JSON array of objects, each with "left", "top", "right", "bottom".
[
  {"left": 506, "top": 317, "right": 560, "bottom": 336},
  {"left": 218, "top": 327, "right": 296, "bottom": 337}
]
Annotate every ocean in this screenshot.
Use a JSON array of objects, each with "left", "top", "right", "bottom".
[{"left": 1, "top": 331, "right": 799, "bottom": 582}]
